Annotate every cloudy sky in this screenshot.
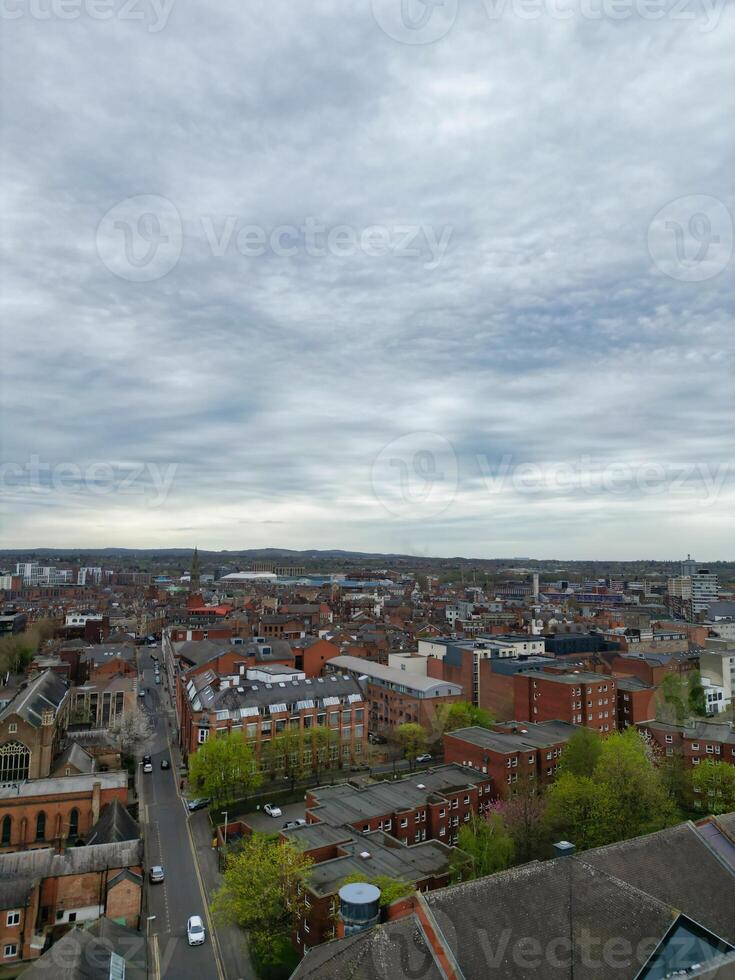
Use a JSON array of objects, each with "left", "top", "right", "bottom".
[{"left": 1, "top": 0, "right": 733, "bottom": 559}]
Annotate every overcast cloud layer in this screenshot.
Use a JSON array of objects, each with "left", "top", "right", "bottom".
[{"left": 1, "top": 0, "right": 733, "bottom": 559}]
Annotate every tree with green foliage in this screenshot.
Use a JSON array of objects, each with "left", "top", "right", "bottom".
[
  {"left": 394, "top": 723, "right": 428, "bottom": 769},
  {"left": 189, "top": 730, "right": 262, "bottom": 807},
  {"left": 656, "top": 672, "right": 707, "bottom": 724},
  {"left": 265, "top": 730, "right": 312, "bottom": 791},
  {"left": 691, "top": 760, "right": 735, "bottom": 815},
  {"left": 212, "top": 834, "right": 312, "bottom": 962},
  {"left": 593, "top": 728, "right": 678, "bottom": 843},
  {"left": 0, "top": 619, "right": 57, "bottom": 675},
  {"left": 458, "top": 813, "right": 515, "bottom": 879},
  {"left": 339, "top": 873, "right": 414, "bottom": 908},
  {"left": 436, "top": 701, "right": 494, "bottom": 735},
  {"left": 542, "top": 773, "right": 606, "bottom": 851},
  {"left": 558, "top": 727, "right": 603, "bottom": 778},
  {"left": 660, "top": 749, "right": 692, "bottom": 813},
  {"left": 308, "top": 724, "right": 340, "bottom": 783}
]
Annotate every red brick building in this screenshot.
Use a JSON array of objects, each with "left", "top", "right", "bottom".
[
  {"left": 513, "top": 669, "right": 617, "bottom": 731},
  {"left": 443, "top": 720, "right": 578, "bottom": 796},
  {"left": 0, "top": 840, "right": 142, "bottom": 964},
  {"left": 326, "top": 655, "right": 462, "bottom": 735},
  {"left": 638, "top": 719, "right": 735, "bottom": 769},
  {"left": 0, "top": 771, "right": 128, "bottom": 852}
]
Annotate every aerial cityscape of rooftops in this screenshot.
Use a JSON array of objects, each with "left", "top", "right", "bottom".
[
  {"left": 0, "top": 550, "right": 734, "bottom": 979},
  {"left": 3, "top": 0, "right": 733, "bottom": 977}
]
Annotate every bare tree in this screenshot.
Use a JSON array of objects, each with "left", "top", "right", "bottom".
[{"left": 110, "top": 706, "right": 153, "bottom": 754}]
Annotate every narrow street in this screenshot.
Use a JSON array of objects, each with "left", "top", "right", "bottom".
[{"left": 138, "top": 649, "right": 228, "bottom": 980}]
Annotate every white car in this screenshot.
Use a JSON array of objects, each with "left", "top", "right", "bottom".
[
  {"left": 187, "top": 915, "right": 206, "bottom": 946},
  {"left": 143, "top": 762, "right": 153, "bottom": 773},
  {"left": 263, "top": 803, "right": 282, "bottom": 818}
]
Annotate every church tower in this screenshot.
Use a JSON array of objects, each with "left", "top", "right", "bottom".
[{"left": 190, "top": 546, "right": 201, "bottom": 591}]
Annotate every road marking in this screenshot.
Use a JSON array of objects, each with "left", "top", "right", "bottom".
[
  {"left": 163, "top": 696, "right": 227, "bottom": 980},
  {"left": 152, "top": 933, "right": 161, "bottom": 980}
]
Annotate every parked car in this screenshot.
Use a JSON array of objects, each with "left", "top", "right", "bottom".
[
  {"left": 149, "top": 865, "right": 165, "bottom": 883},
  {"left": 143, "top": 755, "right": 152, "bottom": 764},
  {"left": 186, "top": 915, "right": 206, "bottom": 946},
  {"left": 138, "top": 690, "right": 146, "bottom": 699},
  {"left": 283, "top": 818, "right": 307, "bottom": 830},
  {"left": 416, "top": 753, "right": 432, "bottom": 764},
  {"left": 155, "top": 675, "right": 161, "bottom": 685},
  {"left": 368, "top": 733, "right": 386, "bottom": 745},
  {"left": 143, "top": 762, "right": 153, "bottom": 773},
  {"left": 160, "top": 759, "right": 170, "bottom": 770},
  {"left": 187, "top": 798, "right": 212, "bottom": 812},
  {"left": 263, "top": 803, "right": 282, "bottom": 818}
]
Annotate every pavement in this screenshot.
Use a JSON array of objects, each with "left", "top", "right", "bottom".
[
  {"left": 137, "top": 649, "right": 254, "bottom": 980},
  {"left": 244, "top": 801, "right": 306, "bottom": 834}
]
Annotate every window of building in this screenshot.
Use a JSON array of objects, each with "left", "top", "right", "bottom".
[
  {"left": 7, "top": 724, "right": 16, "bottom": 735},
  {"left": 665, "top": 735, "right": 673, "bottom": 743},
  {"left": 198, "top": 728, "right": 209, "bottom": 744},
  {"left": 3, "top": 945, "right": 17, "bottom": 959},
  {"left": 1, "top": 816, "right": 11, "bottom": 846},
  {"left": 35, "top": 812, "right": 46, "bottom": 841},
  {"left": 0, "top": 742, "right": 30, "bottom": 783},
  {"left": 400, "top": 818, "right": 408, "bottom": 828},
  {"left": 6, "top": 912, "right": 20, "bottom": 927},
  {"left": 68, "top": 808, "right": 79, "bottom": 840}
]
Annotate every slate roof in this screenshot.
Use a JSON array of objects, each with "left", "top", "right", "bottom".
[
  {"left": 52, "top": 741, "right": 95, "bottom": 775},
  {"left": 18, "top": 919, "right": 146, "bottom": 980},
  {"left": 582, "top": 821, "right": 735, "bottom": 945},
  {"left": 85, "top": 800, "right": 140, "bottom": 846},
  {"left": 292, "top": 917, "right": 442, "bottom": 980},
  {"left": 0, "top": 669, "right": 69, "bottom": 727},
  {"left": 0, "top": 874, "right": 37, "bottom": 910},
  {"left": 423, "top": 856, "right": 684, "bottom": 979},
  {"left": 0, "top": 840, "right": 142, "bottom": 881},
  {"left": 294, "top": 814, "right": 735, "bottom": 980},
  {"left": 82, "top": 643, "right": 136, "bottom": 666}
]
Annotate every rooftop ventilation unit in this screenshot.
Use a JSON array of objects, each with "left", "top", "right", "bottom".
[
  {"left": 359, "top": 851, "right": 371, "bottom": 859},
  {"left": 237, "top": 686, "right": 245, "bottom": 694}
]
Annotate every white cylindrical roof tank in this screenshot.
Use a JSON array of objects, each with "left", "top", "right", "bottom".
[{"left": 338, "top": 882, "right": 381, "bottom": 936}]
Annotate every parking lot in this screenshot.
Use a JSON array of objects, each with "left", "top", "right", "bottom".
[{"left": 242, "top": 801, "right": 307, "bottom": 833}]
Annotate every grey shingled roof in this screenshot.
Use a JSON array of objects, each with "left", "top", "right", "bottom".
[
  {"left": 0, "top": 669, "right": 69, "bottom": 727},
  {"left": 423, "top": 856, "right": 680, "bottom": 979},
  {"left": 53, "top": 741, "right": 95, "bottom": 775},
  {"left": 0, "top": 875, "right": 37, "bottom": 910},
  {"left": 18, "top": 919, "right": 146, "bottom": 980},
  {"left": 85, "top": 800, "right": 140, "bottom": 846},
  {"left": 0, "top": 840, "right": 142, "bottom": 881},
  {"left": 583, "top": 821, "right": 735, "bottom": 945},
  {"left": 291, "top": 917, "right": 442, "bottom": 980}
]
